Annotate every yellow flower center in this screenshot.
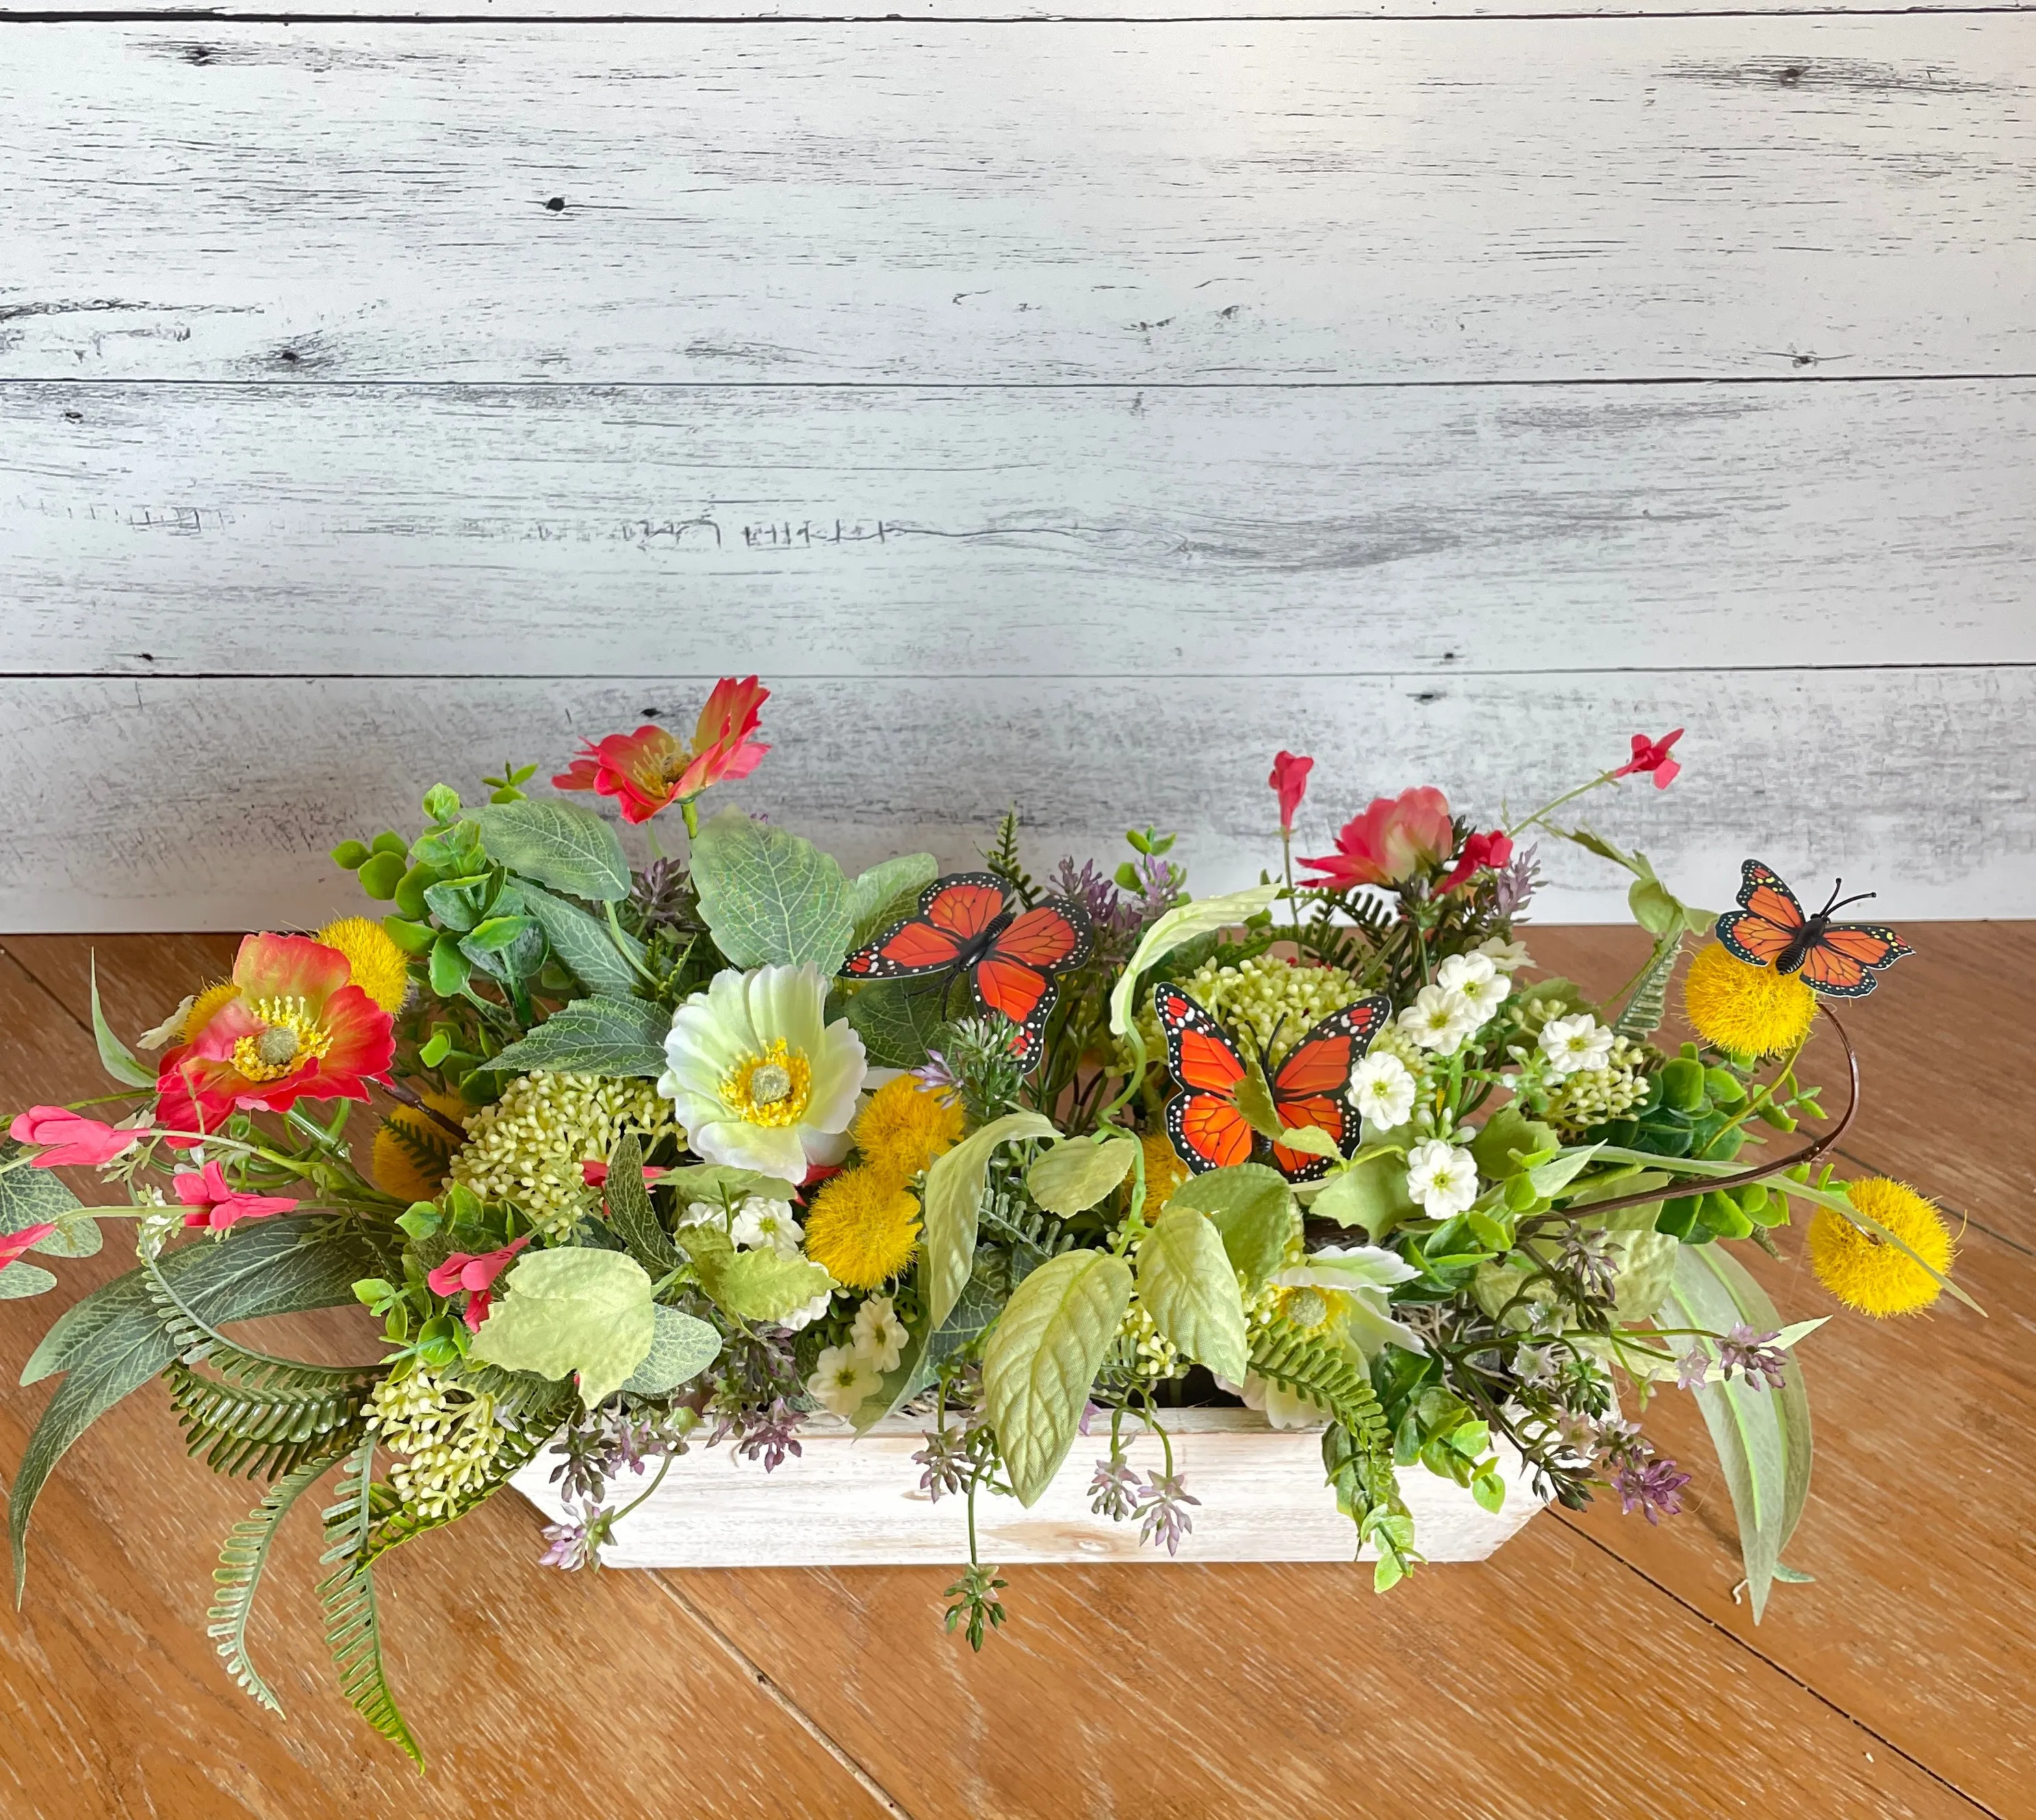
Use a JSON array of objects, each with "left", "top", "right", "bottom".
[
  {"left": 231, "top": 996, "right": 334, "bottom": 1082},
  {"left": 1281, "top": 1286, "right": 1330, "bottom": 1331},
  {"left": 721, "top": 1038, "right": 812, "bottom": 1128}
]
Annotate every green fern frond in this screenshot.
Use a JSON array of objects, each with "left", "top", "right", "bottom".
[
  {"left": 207, "top": 1453, "right": 335, "bottom": 1713},
  {"left": 1614, "top": 933, "right": 1684, "bottom": 1040},
  {"left": 981, "top": 807, "right": 1035, "bottom": 904},
  {"left": 1248, "top": 1317, "right": 1391, "bottom": 1457},
  {"left": 318, "top": 1439, "right": 424, "bottom": 1769},
  {"left": 386, "top": 1114, "right": 456, "bottom": 1183},
  {"left": 167, "top": 1360, "right": 373, "bottom": 1478}
]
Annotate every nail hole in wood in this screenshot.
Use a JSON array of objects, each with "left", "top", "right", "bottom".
[{"left": 545, "top": 196, "right": 567, "bottom": 213}]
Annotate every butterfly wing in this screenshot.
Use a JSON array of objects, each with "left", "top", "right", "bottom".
[
  {"left": 1716, "top": 859, "right": 1806, "bottom": 969},
  {"left": 842, "top": 871, "right": 1008, "bottom": 978},
  {"left": 970, "top": 960, "right": 1057, "bottom": 1065},
  {"left": 1796, "top": 923, "right": 1914, "bottom": 998},
  {"left": 1153, "top": 984, "right": 1254, "bottom": 1173},
  {"left": 1268, "top": 996, "right": 1391, "bottom": 1183},
  {"left": 962, "top": 894, "right": 1094, "bottom": 1064}
]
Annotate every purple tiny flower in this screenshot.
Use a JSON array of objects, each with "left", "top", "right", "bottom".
[
  {"left": 912, "top": 1049, "right": 958, "bottom": 1092},
  {"left": 913, "top": 1427, "right": 971, "bottom": 1503},
  {"left": 1716, "top": 1323, "right": 1790, "bottom": 1392},
  {"left": 1491, "top": 844, "right": 1541, "bottom": 917},
  {"left": 1134, "top": 1470, "right": 1200, "bottom": 1556},
  {"left": 538, "top": 1500, "right": 613, "bottom": 1570},
  {"left": 725, "top": 1396, "right": 803, "bottom": 1472},
  {"left": 1614, "top": 1457, "right": 1692, "bottom": 1526},
  {"left": 1088, "top": 1457, "right": 1142, "bottom": 1522},
  {"left": 1676, "top": 1346, "right": 1712, "bottom": 1391},
  {"left": 1560, "top": 1229, "right": 1620, "bottom": 1304}
]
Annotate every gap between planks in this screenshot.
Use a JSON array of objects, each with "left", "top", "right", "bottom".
[{"left": 3, "top": 374, "right": 2036, "bottom": 387}]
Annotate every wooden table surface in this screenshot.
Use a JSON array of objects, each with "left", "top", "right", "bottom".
[{"left": 0, "top": 927, "right": 2026, "bottom": 1819}]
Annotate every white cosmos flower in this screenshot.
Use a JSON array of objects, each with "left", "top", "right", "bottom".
[
  {"left": 1399, "top": 984, "right": 1483, "bottom": 1055},
  {"left": 1477, "top": 936, "right": 1532, "bottom": 974},
  {"left": 807, "top": 1344, "right": 880, "bottom": 1417},
  {"left": 1436, "top": 951, "right": 1510, "bottom": 1022},
  {"left": 660, "top": 964, "right": 867, "bottom": 1182},
  {"left": 1405, "top": 1138, "right": 1480, "bottom": 1218},
  {"left": 1540, "top": 1013, "right": 1614, "bottom": 1078},
  {"left": 1221, "top": 1372, "right": 1330, "bottom": 1431},
  {"left": 1272, "top": 1244, "right": 1427, "bottom": 1356},
  {"left": 729, "top": 1196, "right": 803, "bottom": 1255},
  {"left": 1349, "top": 1053, "right": 1416, "bottom": 1130},
  {"left": 849, "top": 1294, "right": 908, "bottom": 1372}
]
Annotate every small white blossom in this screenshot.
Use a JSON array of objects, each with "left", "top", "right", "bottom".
[
  {"left": 1436, "top": 951, "right": 1510, "bottom": 1022},
  {"left": 850, "top": 1294, "right": 908, "bottom": 1372},
  {"left": 1477, "top": 936, "right": 1533, "bottom": 974},
  {"left": 729, "top": 1196, "right": 803, "bottom": 1255},
  {"left": 775, "top": 1285, "right": 836, "bottom": 1333},
  {"left": 1398, "top": 984, "right": 1483, "bottom": 1056},
  {"left": 1541, "top": 1013, "right": 1614, "bottom": 1078},
  {"left": 806, "top": 1344, "right": 880, "bottom": 1417},
  {"left": 1349, "top": 1053, "right": 1417, "bottom": 1130},
  {"left": 1405, "top": 1138, "right": 1480, "bottom": 1218},
  {"left": 1223, "top": 1372, "right": 1330, "bottom": 1431}
]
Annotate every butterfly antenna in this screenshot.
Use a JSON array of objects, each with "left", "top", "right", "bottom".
[{"left": 1823, "top": 879, "right": 1879, "bottom": 916}]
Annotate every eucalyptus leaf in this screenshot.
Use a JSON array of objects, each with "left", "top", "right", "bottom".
[
  {"left": 1027, "top": 1134, "right": 1138, "bottom": 1217},
  {"left": 476, "top": 801, "right": 631, "bottom": 903},
  {"left": 469, "top": 1248, "right": 657, "bottom": 1409},
  {"left": 690, "top": 807, "right": 854, "bottom": 973},
  {"left": 619, "top": 1305, "right": 721, "bottom": 1396},
  {"left": 1109, "top": 884, "right": 1282, "bottom": 1037},
  {"left": 920, "top": 1111, "right": 1057, "bottom": 1330},
  {"left": 846, "top": 853, "right": 939, "bottom": 947},
  {"left": 1664, "top": 1244, "right": 1813, "bottom": 1622},
  {"left": 1137, "top": 1205, "right": 1248, "bottom": 1381},
  {"left": 489, "top": 996, "right": 671, "bottom": 1077},
  {"left": 982, "top": 1248, "right": 1133, "bottom": 1507},
  {"left": 1168, "top": 1163, "right": 1295, "bottom": 1288},
  {"left": 90, "top": 953, "right": 155, "bottom": 1088},
  {"left": 518, "top": 882, "right": 649, "bottom": 1000}
]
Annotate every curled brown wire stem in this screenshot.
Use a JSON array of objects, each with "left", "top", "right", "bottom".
[{"left": 1562, "top": 1002, "right": 1859, "bottom": 1218}]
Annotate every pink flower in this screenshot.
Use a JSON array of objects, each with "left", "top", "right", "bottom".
[
  {"left": 1441, "top": 828, "right": 1515, "bottom": 895},
  {"left": 1268, "top": 751, "right": 1314, "bottom": 836},
  {"left": 1298, "top": 788, "right": 1454, "bottom": 890},
  {"left": 173, "top": 1160, "right": 299, "bottom": 1232},
  {"left": 580, "top": 1159, "right": 669, "bottom": 1189},
  {"left": 8, "top": 1106, "right": 142, "bottom": 1169},
  {"left": 1613, "top": 728, "right": 1684, "bottom": 791},
  {"left": 553, "top": 677, "right": 770, "bottom": 825},
  {"left": 0, "top": 1223, "right": 59, "bottom": 1270},
  {"left": 426, "top": 1235, "right": 532, "bottom": 1330}
]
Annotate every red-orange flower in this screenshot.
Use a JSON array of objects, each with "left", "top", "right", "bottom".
[
  {"left": 1440, "top": 828, "right": 1515, "bottom": 895},
  {"left": 1299, "top": 788, "right": 1454, "bottom": 890},
  {"left": 155, "top": 934, "right": 396, "bottom": 1138},
  {"left": 1268, "top": 750, "right": 1313, "bottom": 835},
  {"left": 553, "top": 676, "right": 770, "bottom": 825},
  {"left": 1614, "top": 728, "right": 1684, "bottom": 791}
]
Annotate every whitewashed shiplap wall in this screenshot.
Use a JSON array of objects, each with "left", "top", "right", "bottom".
[{"left": 1, "top": 5, "right": 2030, "bottom": 928}]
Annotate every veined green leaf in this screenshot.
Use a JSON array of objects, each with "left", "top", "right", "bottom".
[
  {"left": 1026, "top": 1133, "right": 1138, "bottom": 1217},
  {"left": 1309, "top": 1149, "right": 1416, "bottom": 1238},
  {"left": 1108, "top": 884, "right": 1282, "bottom": 1037},
  {"left": 476, "top": 800, "right": 630, "bottom": 902},
  {"left": 489, "top": 995, "right": 671, "bottom": 1077},
  {"left": 518, "top": 881, "right": 647, "bottom": 999},
  {"left": 620, "top": 1305, "right": 722, "bottom": 1396},
  {"left": 690, "top": 807, "right": 854, "bottom": 974},
  {"left": 1664, "top": 1245, "right": 1813, "bottom": 1622},
  {"left": 697, "top": 1247, "right": 832, "bottom": 1324},
  {"left": 0, "top": 1261, "right": 57, "bottom": 1299},
  {"left": 1137, "top": 1205, "right": 1248, "bottom": 1381},
  {"left": 920, "top": 1112, "right": 1057, "bottom": 1330},
  {"left": 469, "top": 1248, "right": 657, "bottom": 1409},
  {"left": 983, "top": 1248, "right": 1133, "bottom": 1507},
  {"left": 600, "top": 1134, "right": 680, "bottom": 1274},
  {"left": 1167, "top": 1163, "right": 1295, "bottom": 1290},
  {"left": 842, "top": 975, "right": 953, "bottom": 1068},
  {"left": 845, "top": 853, "right": 939, "bottom": 947},
  {"left": 90, "top": 952, "right": 156, "bottom": 1088},
  {"left": 0, "top": 1153, "right": 99, "bottom": 1259}
]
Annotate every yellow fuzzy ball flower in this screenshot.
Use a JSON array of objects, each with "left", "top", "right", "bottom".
[
  {"left": 316, "top": 916, "right": 413, "bottom": 1014},
  {"left": 1142, "top": 1130, "right": 1187, "bottom": 1221},
  {"left": 1682, "top": 942, "right": 1816, "bottom": 1057},
  {"left": 852, "top": 1075, "right": 965, "bottom": 1179},
  {"left": 1810, "top": 1179, "right": 1954, "bottom": 1317},
  {"left": 372, "top": 1091, "right": 469, "bottom": 1203},
  {"left": 803, "top": 1166, "right": 922, "bottom": 1290}
]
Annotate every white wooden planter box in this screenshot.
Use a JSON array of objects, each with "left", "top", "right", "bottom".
[{"left": 510, "top": 1409, "right": 1544, "bottom": 1567}]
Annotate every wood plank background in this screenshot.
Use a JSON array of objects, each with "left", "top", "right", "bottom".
[{"left": 0, "top": 8, "right": 2030, "bottom": 926}]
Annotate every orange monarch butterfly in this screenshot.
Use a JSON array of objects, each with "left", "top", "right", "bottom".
[
  {"left": 1154, "top": 983, "right": 1390, "bottom": 1183},
  {"left": 1715, "top": 860, "right": 1913, "bottom": 997},
  {"left": 842, "top": 871, "right": 1092, "bottom": 1064}
]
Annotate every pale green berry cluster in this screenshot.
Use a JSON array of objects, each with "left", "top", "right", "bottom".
[
  {"left": 1541, "top": 1036, "right": 1653, "bottom": 1136},
  {"left": 365, "top": 1365, "right": 509, "bottom": 1523},
  {"left": 1134, "top": 953, "right": 1363, "bottom": 1068},
  {"left": 1118, "top": 1300, "right": 1183, "bottom": 1381}
]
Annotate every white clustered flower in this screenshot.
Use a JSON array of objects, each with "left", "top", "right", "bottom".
[
  {"left": 806, "top": 1343, "right": 881, "bottom": 1418},
  {"left": 729, "top": 1196, "right": 803, "bottom": 1255},
  {"left": 850, "top": 1294, "right": 909, "bottom": 1372},
  {"left": 777, "top": 1285, "right": 836, "bottom": 1333},
  {"left": 1349, "top": 1053, "right": 1417, "bottom": 1131},
  {"left": 1405, "top": 1138, "right": 1480, "bottom": 1218},
  {"left": 1477, "top": 936, "right": 1533, "bottom": 974},
  {"left": 1436, "top": 951, "right": 1510, "bottom": 1021},
  {"left": 1398, "top": 984, "right": 1484, "bottom": 1056},
  {"left": 1540, "top": 1013, "right": 1615, "bottom": 1078}
]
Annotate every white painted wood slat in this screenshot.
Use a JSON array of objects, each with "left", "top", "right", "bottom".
[
  {"left": 0, "top": 669, "right": 2026, "bottom": 930},
  {"left": 12, "top": 0, "right": 2029, "bottom": 18},
  {"left": 6, "top": 379, "right": 2033, "bottom": 678},
  {"left": 2, "top": 19, "right": 2032, "bottom": 383},
  {"left": 506, "top": 1412, "right": 1545, "bottom": 1567}
]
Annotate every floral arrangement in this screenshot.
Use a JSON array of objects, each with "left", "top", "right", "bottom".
[{"left": 1, "top": 686, "right": 1969, "bottom": 1767}]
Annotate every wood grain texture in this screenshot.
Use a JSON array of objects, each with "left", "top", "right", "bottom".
[
  {"left": 3, "top": 19, "right": 2033, "bottom": 383},
  {"left": 12, "top": 0, "right": 2033, "bottom": 17},
  {"left": 2, "top": 930, "right": 2019, "bottom": 1819},
  {"left": 6, "top": 380, "right": 2035, "bottom": 678},
  {"left": 2, "top": 669, "right": 2031, "bottom": 931}
]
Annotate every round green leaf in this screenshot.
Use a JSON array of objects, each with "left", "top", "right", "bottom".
[
  {"left": 1026, "top": 1133, "right": 1138, "bottom": 1217},
  {"left": 469, "top": 1248, "right": 656, "bottom": 1409}
]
